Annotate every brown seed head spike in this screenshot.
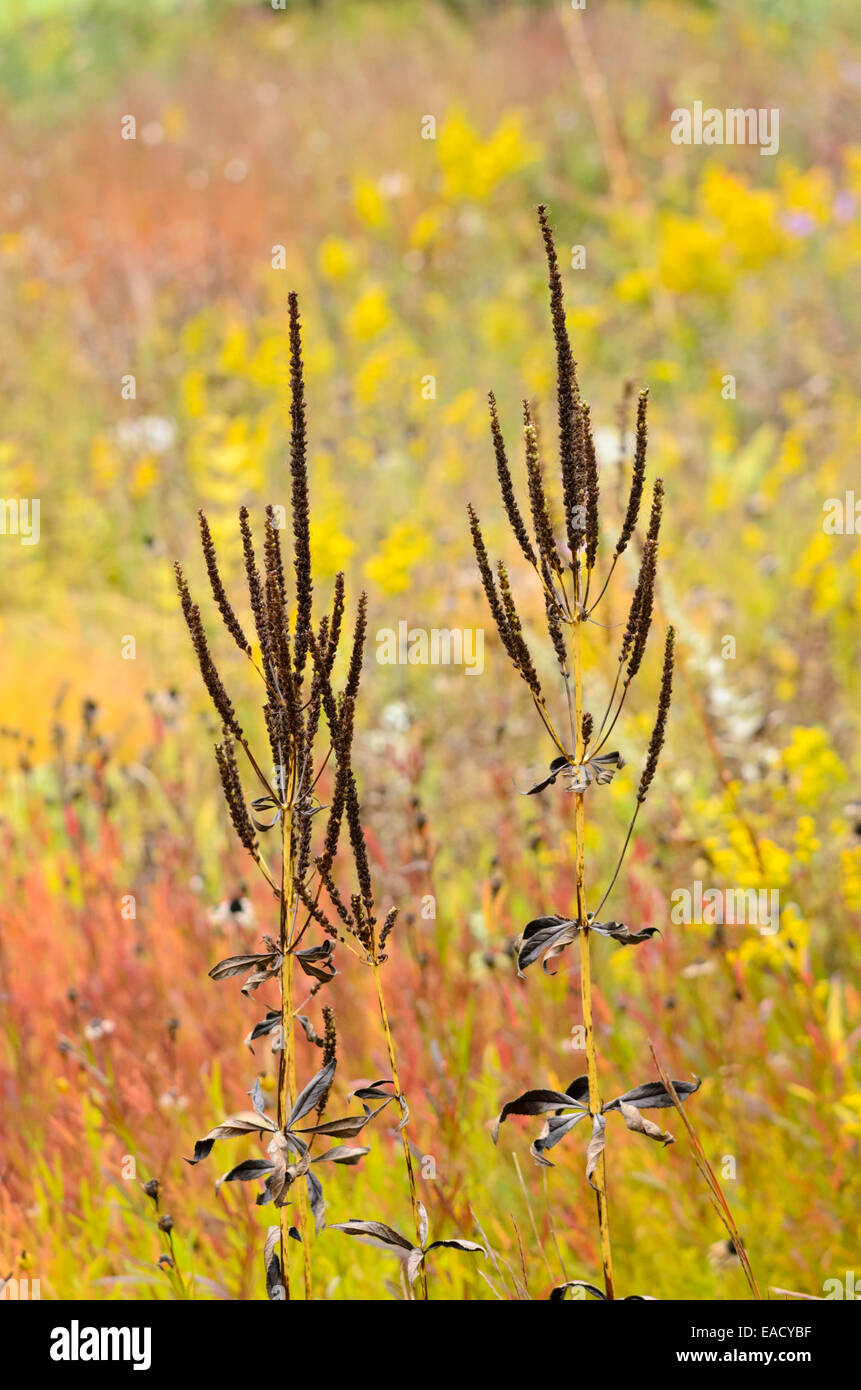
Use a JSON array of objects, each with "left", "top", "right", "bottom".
[
  {"left": 544, "top": 587, "right": 569, "bottom": 676},
  {"left": 637, "top": 626, "right": 675, "bottom": 803},
  {"left": 582, "top": 403, "right": 600, "bottom": 572},
  {"left": 326, "top": 572, "right": 346, "bottom": 675},
  {"left": 344, "top": 592, "right": 368, "bottom": 702},
  {"left": 467, "top": 503, "right": 513, "bottom": 647},
  {"left": 523, "top": 404, "right": 561, "bottom": 575},
  {"left": 264, "top": 505, "right": 287, "bottom": 609},
  {"left": 647, "top": 476, "right": 664, "bottom": 546},
  {"left": 215, "top": 737, "right": 258, "bottom": 856},
  {"left": 308, "top": 637, "right": 353, "bottom": 876},
  {"left": 626, "top": 539, "right": 657, "bottom": 681},
  {"left": 175, "top": 562, "right": 243, "bottom": 739},
  {"left": 488, "top": 391, "right": 536, "bottom": 567},
  {"left": 198, "top": 510, "right": 251, "bottom": 654},
  {"left": 288, "top": 292, "right": 313, "bottom": 681},
  {"left": 377, "top": 906, "right": 398, "bottom": 961},
  {"left": 345, "top": 767, "right": 375, "bottom": 923},
  {"left": 316, "top": 1006, "right": 337, "bottom": 1117},
  {"left": 497, "top": 561, "right": 542, "bottom": 699},
  {"left": 239, "top": 506, "right": 274, "bottom": 680},
  {"left": 537, "top": 204, "right": 583, "bottom": 563},
  {"left": 615, "top": 389, "right": 648, "bottom": 557}
]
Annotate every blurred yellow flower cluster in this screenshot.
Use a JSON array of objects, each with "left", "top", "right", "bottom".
[{"left": 437, "top": 109, "right": 541, "bottom": 201}]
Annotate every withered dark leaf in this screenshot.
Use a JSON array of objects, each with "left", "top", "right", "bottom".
[
  {"left": 295, "top": 1109, "right": 375, "bottom": 1139},
  {"left": 312, "top": 1145, "right": 370, "bottom": 1165},
  {"left": 328, "top": 1219, "right": 415, "bottom": 1255},
  {"left": 566, "top": 1075, "right": 591, "bottom": 1104},
  {"left": 264, "top": 1226, "right": 282, "bottom": 1301},
  {"left": 618, "top": 1100, "right": 674, "bottom": 1146},
  {"left": 349, "top": 1078, "right": 395, "bottom": 1101},
  {"left": 517, "top": 915, "right": 578, "bottom": 974},
  {"left": 208, "top": 950, "right": 280, "bottom": 983},
  {"left": 492, "top": 1088, "right": 586, "bottom": 1144},
  {"left": 306, "top": 1169, "right": 325, "bottom": 1234},
  {"left": 603, "top": 1076, "right": 701, "bottom": 1112},
  {"left": 577, "top": 751, "right": 625, "bottom": 788},
  {"left": 424, "top": 1238, "right": 485, "bottom": 1256},
  {"left": 186, "top": 1138, "right": 215, "bottom": 1166},
  {"left": 395, "top": 1092, "right": 410, "bottom": 1132},
  {"left": 520, "top": 754, "right": 570, "bottom": 796},
  {"left": 287, "top": 1059, "right": 337, "bottom": 1128},
  {"left": 185, "top": 1110, "right": 277, "bottom": 1165},
  {"left": 518, "top": 915, "right": 660, "bottom": 973},
  {"left": 417, "top": 1200, "right": 429, "bottom": 1249},
  {"left": 589, "top": 921, "right": 662, "bottom": 947},
  {"left": 549, "top": 1280, "right": 606, "bottom": 1301},
  {"left": 531, "top": 1109, "right": 589, "bottom": 1166},
  {"left": 248, "top": 1077, "right": 267, "bottom": 1118},
  {"left": 249, "top": 795, "right": 282, "bottom": 832},
  {"left": 585, "top": 1114, "right": 607, "bottom": 1190},
  {"left": 294, "top": 940, "right": 336, "bottom": 984},
  {"left": 245, "top": 1010, "right": 281, "bottom": 1052},
  {"left": 215, "top": 1158, "right": 274, "bottom": 1193},
  {"left": 295, "top": 1014, "right": 322, "bottom": 1045}
]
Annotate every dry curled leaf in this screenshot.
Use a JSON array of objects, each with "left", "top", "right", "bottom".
[
  {"left": 517, "top": 914, "right": 660, "bottom": 975},
  {"left": 585, "top": 1114, "right": 607, "bottom": 1190},
  {"left": 618, "top": 1100, "right": 674, "bottom": 1146},
  {"left": 185, "top": 1110, "right": 277, "bottom": 1166},
  {"left": 603, "top": 1076, "right": 701, "bottom": 1112},
  {"left": 520, "top": 751, "right": 625, "bottom": 797},
  {"left": 491, "top": 1085, "right": 588, "bottom": 1144},
  {"left": 329, "top": 1214, "right": 485, "bottom": 1286}
]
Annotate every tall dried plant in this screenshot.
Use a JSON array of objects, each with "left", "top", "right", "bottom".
[
  {"left": 176, "top": 294, "right": 481, "bottom": 1301},
  {"left": 470, "top": 207, "right": 700, "bottom": 1300}
]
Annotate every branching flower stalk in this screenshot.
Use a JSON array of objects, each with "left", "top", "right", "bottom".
[
  {"left": 175, "top": 294, "right": 418, "bottom": 1302},
  {"left": 472, "top": 207, "right": 699, "bottom": 1301},
  {"left": 175, "top": 294, "right": 478, "bottom": 1303}
]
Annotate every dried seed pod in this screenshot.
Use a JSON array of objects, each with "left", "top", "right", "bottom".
[
  {"left": 489, "top": 391, "right": 536, "bottom": 567},
  {"left": 615, "top": 389, "right": 648, "bottom": 557},
  {"left": 637, "top": 627, "right": 675, "bottom": 803},
  {"left": 199, "top": 509, "right": 250, "bottom": 654}
]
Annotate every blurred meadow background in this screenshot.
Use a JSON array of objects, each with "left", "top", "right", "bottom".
[{"left": 1, "top": 0, "right": 860, "bottom": 1300}]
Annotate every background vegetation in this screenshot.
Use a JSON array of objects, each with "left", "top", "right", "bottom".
[{"left": 1, "top": 0, "right": 859, "bottom": 1299}]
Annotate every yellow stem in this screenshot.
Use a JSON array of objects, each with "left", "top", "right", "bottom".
[
  {"left": 277, "top": 758, "right": 312, "bottom": 1301},
  {"left": 572, "top": 567, "right": 615, "bottom": 1300},
  {"left": 372, "top": 961, "right": 428, "bottom": 1301}
]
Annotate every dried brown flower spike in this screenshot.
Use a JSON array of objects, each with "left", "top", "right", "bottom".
[
  {"left": 469, "top": 206, "right": 693, "bottom": 1301},
  {"left": 176, "top": 295, "right": 428, "bottom": 1301}
]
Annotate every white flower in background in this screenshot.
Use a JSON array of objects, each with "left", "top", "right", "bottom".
[{"left": 84, "top": 1018, "right": 116, "bottom": 1042}]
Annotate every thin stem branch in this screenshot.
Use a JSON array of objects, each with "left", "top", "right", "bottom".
[
  {"left": 572, "top": 570, "right": 615, "bottom": 1299},
  {"left": 277, "top": 757, "right": 313, "bottom": 1300},
  {"left": 372, "top": 959, "right": 428, "bottom": 1301},
  {"left": 590, "top": 803, "right": 640, "bottom": 924}
]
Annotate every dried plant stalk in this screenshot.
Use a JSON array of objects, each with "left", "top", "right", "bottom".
[
  {"left": 175, "top": 294, "right": 471, "bottom": 1302},
  {"left": 475, "top": 207, "right": 696, "bottom": 1302}
]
